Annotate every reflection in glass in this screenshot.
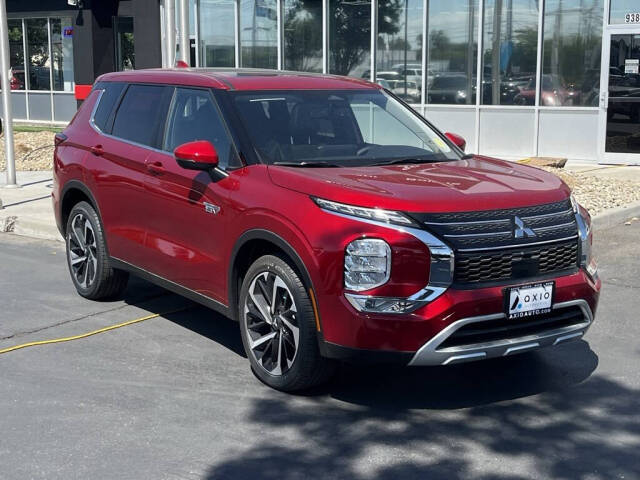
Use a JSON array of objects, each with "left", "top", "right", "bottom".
[
  {"left": 427, "top": 0, "right": 478, "bottom": 105},
  {"left": 482, "top": 0, "right": 538, "bottom": 105},
  {"left": 284, "top": 0, "right": 323, "bottom": 72},
  {"left": 541, "top": 0, "right": 603, "bottom": 107},
  {"left": 606, "top": 34, "right": 640, "bottom": 154},
  {"left": 8, "top": 19, "right": 24, "bottom": 90},
  {"left": 51, "top": 18, "right": 74, "bottom": 90},
  {"left": 26, "top": 18, "right": 50, "bottom": 91},
  {"left": 200, "top": 0, "right": 236, "bottom": 67},
  {"left": 329, "top": 0, "right": 371, "bottom": 78},
  {"left": 113, "top": 17, "right": 135, "bottom": 71},
  {"left": 377, "top": 0, "right": 423, "bottom": 103},
  {"left": 240, "top": 0, "right": 278, "bottom": 68},
  {"left": 610, "top": 0, "right": 640, "bottom": 25}
]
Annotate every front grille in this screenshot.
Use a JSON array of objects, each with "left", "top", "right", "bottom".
[
  {"left": 455, "top": 240, "right": 578, "bottom": 284},
  {"left": 438, "top": 305, "right": 586, "bottom": 349},
  {"left": 409, "top": 200, "right": 580, "bottom": 287}
]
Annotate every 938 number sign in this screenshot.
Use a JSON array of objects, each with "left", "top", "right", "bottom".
[{"left": 626, "top": 12, "right": 640, "bottom": 23}]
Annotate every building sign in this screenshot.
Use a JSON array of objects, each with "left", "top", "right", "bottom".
[
  {"left": 625, "top": 59, "right": 639, "bottom": 74},
  {"left": 625, "top": 12, "right": 640, "bottom": 23},
  {"left": 63, "top": 27, "right": 73, "bottom": 38}
]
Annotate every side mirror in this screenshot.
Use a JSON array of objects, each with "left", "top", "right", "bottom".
[
  {"left": 174, "top": 140, "right": 219, "bottom": 171},
  {"left": 444, "top": 132, "right": 467, "bottom": 152}
]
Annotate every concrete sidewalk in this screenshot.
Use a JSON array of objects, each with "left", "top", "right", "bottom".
[
  {"left": 1, "top": 164, "right": 640, "bottom": 243},
  {"left": 0, "top": 171, "right": 60, "bottom": 241}
]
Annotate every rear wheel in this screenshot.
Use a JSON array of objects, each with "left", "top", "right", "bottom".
[
  {"left": 239, "top": 255, "right": 335, "bottom": 391},
  {"left": 65, "top": 201, "right": 128, "bottom": 300}
]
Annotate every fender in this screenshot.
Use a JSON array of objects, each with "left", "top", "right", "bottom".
[{"left": 228, "top": 229, "right": 317, "bottom": 321}]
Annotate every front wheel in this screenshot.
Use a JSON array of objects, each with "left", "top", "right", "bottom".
[{"left": 239, "top": 255, "right": 335, "bottom": 391}]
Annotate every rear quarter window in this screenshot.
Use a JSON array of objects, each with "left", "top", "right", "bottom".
[{"left": 92, "top": 82, "right": 125, "bottom": 132}]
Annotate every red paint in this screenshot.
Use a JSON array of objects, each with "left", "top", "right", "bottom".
[
  {"left": 74, "top": 84, "right": 92, "bottom": 100},
  {"left": 174, "top": 140, "right": 219, "bottom": 167},
  {"left": 53, "top": 69, "right": 600, "bottom": 356}
]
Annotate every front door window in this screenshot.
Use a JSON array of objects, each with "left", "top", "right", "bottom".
[{"left": 606, "top": 33, "right": 640, "bottom": 154}]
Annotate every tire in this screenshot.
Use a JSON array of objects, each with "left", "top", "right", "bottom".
[
  {"left": 239, "top": 254, "right": 335, "bottom": 392},
  {"left": 65, "top": 201, "right": 129, "bottom": 300}
]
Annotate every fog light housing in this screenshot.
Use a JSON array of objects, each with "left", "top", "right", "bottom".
[
  {"left": 345, "top": 293, "right": 424, "bottom": 314},
  {"left": 344, "top": 239, "right": 391, "bottom": 291}
]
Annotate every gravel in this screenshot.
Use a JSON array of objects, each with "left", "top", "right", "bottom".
[
  {"left": 1, "top": 131, "right": 639, "bottom": 216},
  {"left": 0, "top": 131, "right": 56, "bottom": 172},
  {"left": 540, "top": 167, "right": 640, "bottom": 216}
]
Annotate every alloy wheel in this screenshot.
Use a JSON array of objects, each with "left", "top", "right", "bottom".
[
  {"left": 244, "top": 271, "right": 300, "bottom": 376},
  {"left": 67, "top": 213, "right": 98, "bottom": 289}
]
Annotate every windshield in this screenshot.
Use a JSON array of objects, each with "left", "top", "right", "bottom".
[{"left": 230, "top": 89, "right": 460, "bottom": 167}]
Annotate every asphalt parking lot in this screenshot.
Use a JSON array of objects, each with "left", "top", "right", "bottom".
[{"left": 0, "top": 222, "right": 639, "bottom": 480}]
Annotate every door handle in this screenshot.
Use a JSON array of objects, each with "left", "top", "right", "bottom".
[
  {"left": 90, "top": 144, "right": 104, "bottom": 156},
  {"left": 146, "top": 161, "right": 166, "bottom": 174}
]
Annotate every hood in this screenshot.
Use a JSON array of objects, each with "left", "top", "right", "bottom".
[{"left": 267, "top": 156, "right": 571, "bottom": 213}]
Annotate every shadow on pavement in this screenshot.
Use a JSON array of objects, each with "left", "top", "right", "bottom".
[{"left": 202, "top": 342, "right": 639, "bottom": 480}]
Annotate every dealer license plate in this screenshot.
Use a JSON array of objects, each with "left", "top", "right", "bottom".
[{"left": 505, "top": 281, "right": 554, "bottom": 320}]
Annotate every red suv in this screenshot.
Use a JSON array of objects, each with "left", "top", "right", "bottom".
[{"left": 53, "top": 69, "right": 600, "bottom": 391}]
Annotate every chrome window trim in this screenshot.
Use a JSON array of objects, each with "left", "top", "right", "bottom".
[
  {"left": 319, "top": 208, "right": 454, "bottom": 312},
  {"left": 408, "top": 299, "right": 593, "bottom": 366}
]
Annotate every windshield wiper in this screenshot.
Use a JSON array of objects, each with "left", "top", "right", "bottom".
[
  {"left": 273, "top": 161, "right": 343, "bottom": 168},
  {"left": 371, "top": 157, "right": 438, "bottom": 166}
]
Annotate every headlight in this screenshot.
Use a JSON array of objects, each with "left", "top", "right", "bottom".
[
  {"left": 313, "top": 197, "right": 414, "bottom": 227},
  {"left": 344, "top": 239, "right": 391, "bottom": 291},
  {"left": 571, "top": 194, "right": 598, "bottom": 280}
]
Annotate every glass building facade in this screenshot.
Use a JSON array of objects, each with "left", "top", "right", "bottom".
[
  {"left": 1, "top": 15, "right": 76, "bottom": 123},
  {"left": 177, "top": 0, "right": 630, "bottom": 161}
]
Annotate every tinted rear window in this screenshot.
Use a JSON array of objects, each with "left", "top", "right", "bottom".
[
  {"left": 112, "top": 84, "right": 170, "bottom": 147},
  {"left": 92, "top": 82, "right": 125, "bottom": 132}
]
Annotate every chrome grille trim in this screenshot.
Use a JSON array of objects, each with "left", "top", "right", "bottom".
[{"left": 456, "top": 235, "right": 579, "bottom": 253}]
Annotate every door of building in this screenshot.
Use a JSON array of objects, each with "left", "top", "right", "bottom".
[{"left": 599, "top": 28, "right": 640, "bottom": 164}]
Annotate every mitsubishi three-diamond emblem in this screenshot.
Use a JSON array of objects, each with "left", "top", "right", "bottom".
[{"left": 513, "top": 215, "right": 536, "bottom": 239}]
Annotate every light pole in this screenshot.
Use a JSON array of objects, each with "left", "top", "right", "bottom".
[
  {"left": 0, "top": 0, "right": 17, "bottom": 188},
  {"left": 178, "top": 0, "right": 190, "bottom": 65}
]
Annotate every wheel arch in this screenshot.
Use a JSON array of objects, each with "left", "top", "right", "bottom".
[
  {"left": 60, "top": 180, "right": 101, "bottom": 236},
  {"left": 228, "top": 229, "right": 316, "bottom": 322}
]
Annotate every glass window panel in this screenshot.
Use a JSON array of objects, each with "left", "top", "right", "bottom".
[
  {"left": 51, "top": 17, "right": 74, "bottom": 91},
  {"left": 240, "top": 0, "right": 278, "bottom": 68},
  {"left": 427, "top": 0, "right": 478, "bottom": 105},
  {"left": 112, "top": 85, "right": 170, "bottom": 147},
  {"left": 377, "top": 0, "right": 423, "bottom": 103},
  {"left": 200, "top": 0, "right": 236, "bottom": 67},
  {"left": 610, "top": 0, "right": 640, "bottom": 25},
  {"left": 284, "top": 0, "right": 323, "bottom": 72},
  {"left": 482, "top": 0, "right": 538, "bottom": 105},
  {"left": 7, "top": 19, "right": 25, "bottom": 90},
  {"left": 114, "top": 17, "right": 135, "bottom": 71},
  {"left": 26, "top": 18, "right": 50, "bottom": 91},
  {"left": 163, "top": 88, "right": 234, "bottom": 167},
  {"left": 329, "top": 0, "right": 371, "bottom": 78},
  {"left": 541, "top": 0, "right": 603, "bottom": 107}
]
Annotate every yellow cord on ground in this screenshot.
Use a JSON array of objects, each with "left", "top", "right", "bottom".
[{"left": 0, "top": 307, "right": 190, "bottom": 355}]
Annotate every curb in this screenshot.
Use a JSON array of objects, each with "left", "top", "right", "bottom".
[
  {"left": 592, "top": 201, "right": 640, "bottom": 231},
  {"left": 0, "top": 214, "right": 63, "bottom": 242}
]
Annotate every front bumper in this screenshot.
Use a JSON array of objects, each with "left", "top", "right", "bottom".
[{"left": 408, "top": 298, "right": 592, "bottom": 366}]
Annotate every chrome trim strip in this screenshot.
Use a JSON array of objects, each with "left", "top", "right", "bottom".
[
  {"left": 521, "top": 208, "right": 574, "bottom": 221},
  {"left": 504, "top": 342, "right": 539, "bottom": 355},
  {"left": 320, "top": 209, "right": 454, "bottom": 309},
  {"left": 553, "top": 331, "right": 583, "bottom": 345},
  {"left": 443, "top": 230, "right": 512, "bottom": 239},
  {"left": 456, "top": 235, "right": 579, "bottom": 252},
  {"left": 533, "top": 221, "right": 577, "bottom": 233},
  {"left": 442, "top": 352, "right": 486, "bottom": 365},
  {"left": 408, "top": 299, "right": 593, "bottom": 366},
  {"left": 423, "top": 218, "right": 511, "bottom": 226}
]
